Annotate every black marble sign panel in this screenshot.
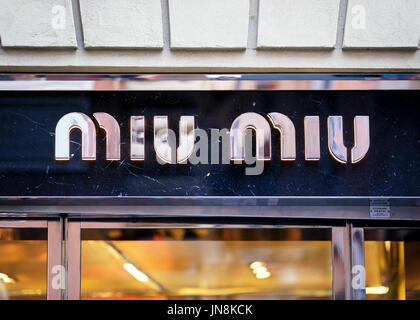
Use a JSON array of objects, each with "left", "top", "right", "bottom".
[{"left": 0, "top": 90, "right": 418, "bottom": 197}]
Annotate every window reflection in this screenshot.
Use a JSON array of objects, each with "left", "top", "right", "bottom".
[
  {"left": 365, "top": 229, "right": 420, "bottom": 300},
  {"left": 0, "top": 228, "right": 47, "bottom": 300},
  {"left": 81, "top": 228, "right": 332, "bottom": 300}
]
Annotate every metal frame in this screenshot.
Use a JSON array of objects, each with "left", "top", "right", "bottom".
[
  {"left": 65, "top": 218, "right": 81, "bottom": 300},
  {"left": 0, "top": 200, "right": 419, "bottom": 222},
  {"left": 0, "top": 203, "right": 371, "bottom": 300},
  {"left": 0, "top": 73, "right": 419, "bottom": 91},
  {"left": 1, "top": 217, "right": 397, "bottom": 301},
  {"left": 47, "top": 218, "right": 63, "bottom": 300},
  {"left": 78, "top": 219, "right": 354, "bottom": 300},
  {"left": 332, "top": 226, "right": 351, "bottom": 299},
  {"left": 1, "top": 73, "right": 419, "bottom": 300},
  {"left": 0, "top": 219, "right": 61, "bottom": 300},
  {"left": 0, "top": 220, "right": 47, "bottom": 228},
  {"left": 350, "top": 225, "right": 366, "bottom": 299},
  {"left": 0, "top": 218, "right": 80, "bottom": 301}
]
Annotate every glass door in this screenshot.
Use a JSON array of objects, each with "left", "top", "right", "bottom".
[
  {"left": 80, "top": 226, "right": 332, "bottom": 300},
  {"left": 0, "top": 219, "right": 49, "bottom": 300},
  {"left": 54, "top": 219, "right": 355, "bottom": 300},
  {"left": 0, "top": 217, "right": 370, "bottom": 300},
  {"left": 365, "top": 227, "right": 420, "bottom": 300}
]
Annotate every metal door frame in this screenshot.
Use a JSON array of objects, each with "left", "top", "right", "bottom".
[
  {"left": 63, "top": 216, "right": 364, "bottom": 300},
  {"left": 3, "top": 73, "right": 420, "bottom": 300},
  {"left": 7, "top": 211, "right": 420, "bottom": 300},
  {"left": 0, "top": 217, "right": 63, "bottom": 300}
]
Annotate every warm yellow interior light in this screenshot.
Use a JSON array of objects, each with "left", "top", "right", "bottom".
[
  {"left": 255, "top": 270, "right": 271, "bottom": 279},
  {"left": 0, "top": 272, "right": 14, "bottom": 284},
  {"left": 366, "top": 286, "right": 389, "bottom": 295},
  {"left": 250, "top": 261, "right": 271, "bottom": 279},
  {"left": 123, "top": 263, "right": 149, "bottom": 282},
  {"left": 250, "top": 261, "right": 265, "bottom": 269}
]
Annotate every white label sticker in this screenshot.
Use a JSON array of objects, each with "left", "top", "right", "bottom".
[{"left": 369, "top": 199, "right": 390, "bottom": 218}]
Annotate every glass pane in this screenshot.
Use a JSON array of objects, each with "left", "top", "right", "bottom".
[
  {"left": 0, "top": 227, "right": 47, "bottom": 300},
  {"left": 365, "top": 229, "right": 420, "bottom": 300},
  {"left": 81, "top": 228, "right": 332, "bottom": 300}
]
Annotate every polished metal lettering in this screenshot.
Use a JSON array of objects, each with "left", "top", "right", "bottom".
[
  {"left": 154, "top": 116, "right": 174, "bottom": 164},
  {"left": 267, "top": 112, "right": 296, "bottom": 161},
  {"left": 327, "top": 116, "right": 347, "bottom": 164},
  {"left": 54, "top": 112, "right": 370, "bottom": 166},
  {"left": 230, "top": 112, "right": 271, "bottom": 161},
  {"left": 304, "top": 116, "right": 320, "bottom": 161},
  {"left": 328, "top": 116, "right": 370, "bottom": 164},
  {"left": 55, "top": 112, "right": 96, "bottom": 161},
  {"left": 177, "top": 116, "right": 195, "bottom": 164},
  {"left": 154, "top": 116, "right": 195, "bottom": 164},
  {"left": 351, "top": 116, "right": 370, "bottom": 163},
  {"left": 130, "top": 116, "right": 145, "bottom": 161},
  {"left": 93, "top": 112, "right": 120, "bottom": 161}
]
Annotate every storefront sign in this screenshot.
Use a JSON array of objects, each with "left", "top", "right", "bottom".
[
  {"left": 0, "top": 90, "right": 418, "bottom": 197},
  {"left": 54, "top": 112, "right": 369, "bottom": 164}
]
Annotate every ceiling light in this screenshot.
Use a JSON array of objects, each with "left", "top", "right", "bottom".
[
  {"left": 0, "top": 273, "right": 15, "bottom": 284},
  {"left": 255, "top": 270, "right": 271, "bottom": 279},
  {"left": 366, "top": 286, "right": 389, "bottom": 295},
  {"left": 123, "top": 263, "right": 149, "bottom": 282},
  {"left": 249, "top": 261, "right": 271, "bottom": 279},
  {"left": 250, "top": 261, "right": 265, "bottom": 270}
]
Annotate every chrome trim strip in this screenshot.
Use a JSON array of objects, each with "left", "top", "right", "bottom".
[
  {"left": 0, "top": 205, "right": 418, "bottom": 221},
  {"left": 47, "top": 218, "right": 63, "bottom": 300},
  {"left": 65, "top": 219, "right": 81, "bottom": 300},
  {"left": 0, "top": 220, "right": 47, "bottom": 228},
  {"left": 0, "top": 196, "right": 418, "bottom": 206},
  {"left": 80, "top": 222, "right": 332, "bottom": 229},
  {"left": 350, "top": 226, "right": 366, "bottom": 300},
  {"left": 0, "top": 74, "right": 419, "bottom": 90},
  {"left": 0, "top": 195, "right": 418, "bottom": 201},
  {"left": 332, "top": 226, "right": 351, "bottom": 300}
]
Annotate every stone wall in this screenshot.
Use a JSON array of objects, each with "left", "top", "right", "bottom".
[{"left": 0, "top": 0, "right": 419, "bottom": 72}]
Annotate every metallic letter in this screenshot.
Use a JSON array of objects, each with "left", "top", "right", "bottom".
[
  {"left": 177, "top": 116, "right": 195, "bottom": 164},
  {"left": 304, "top": 116, "right": 320, "bottom": 161},
  {"left": 154, "top": 116, "right": 174, "bottom": 164},
  {"left": 327, "top": 116, "right": 347, "bottom": 164},
  {"left": 230, "top": 112, "right": 271, "bottom": 161},
  {"left": 130, "top": 116, "right": 145, "bottom": 161},
  {"left": 55, "top": 112, "right": 96, "bottom": 161},
  {"left": 93, "top": 112, "right": 120, "bottom": 161},
  {"left": 154, "top": 116, "right": 195, "bottom": 164},
  {"left": 267, "top": 112, "right": 296, "bottom": 161},
  {"left": 351, "top": 116, "right": 370, "bottom": 163}
]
